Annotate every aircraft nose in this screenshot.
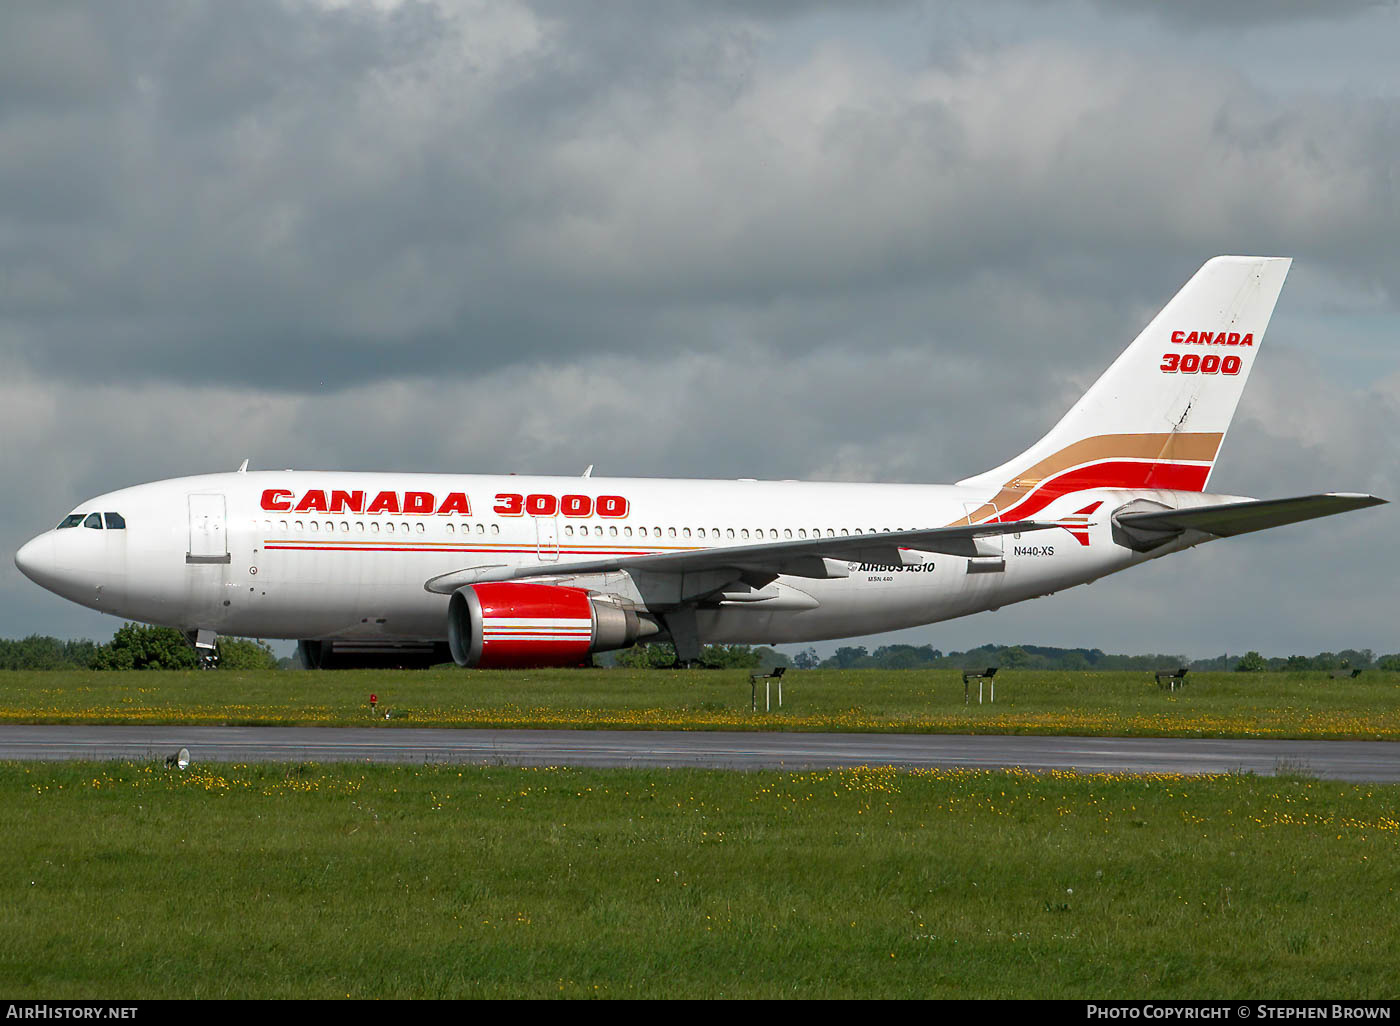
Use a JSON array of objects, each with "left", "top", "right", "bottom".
[{"left": 15, "top": 533, "right": 58, "bottom": 588}]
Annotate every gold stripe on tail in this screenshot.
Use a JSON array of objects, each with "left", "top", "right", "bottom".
[{"left": 957, "top": 431, "right": 1223, "bottom": 524}]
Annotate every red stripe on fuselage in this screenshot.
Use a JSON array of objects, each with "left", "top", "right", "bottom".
[{"left": 262, "top": 544, "right": 664, "bottom": 556}]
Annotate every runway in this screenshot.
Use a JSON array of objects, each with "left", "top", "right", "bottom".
[{"left": 2, "top": 725, "right": 1398, "bottom": 781}]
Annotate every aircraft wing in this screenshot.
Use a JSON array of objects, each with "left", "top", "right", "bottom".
[
  {"left": 1115, "top": 492, "right": 1386, "bottom": 539},
  {"left": 425, "top": 519, "right": 1059, "bottom": 593}
]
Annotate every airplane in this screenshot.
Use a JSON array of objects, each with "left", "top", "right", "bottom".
[{"left": 14, "top": 256, "right": 1386, "bottom": 669}]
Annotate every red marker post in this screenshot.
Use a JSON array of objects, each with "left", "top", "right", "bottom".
[{"left": 369, "top": 693, "right": 378, "bottom": 713}]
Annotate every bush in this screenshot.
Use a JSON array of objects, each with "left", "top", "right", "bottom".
[
  {"left": 608, "top": 643, "right": 788, "bottom": 669},
  {"left": 611, "top": 643, "right": 677, "bottom": 668},
  {"left": 1235, "top": 651, "right": 1268, "bottom": 672},
  {"left": 215, "top": 638, "right": 279, "bottom": 670},
  {"left": 0, "top": 635, "right": 98, "bottom": 670},
  {"left": 90, "top": 624, "right": 278, "bottom": 670},
  {"left": 91, "top": 624, "right": 199, "bottom": 670}
]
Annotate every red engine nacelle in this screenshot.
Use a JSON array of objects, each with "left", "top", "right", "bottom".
[{"left": 447, "top": 582, "right": 652, "bottom": 668}]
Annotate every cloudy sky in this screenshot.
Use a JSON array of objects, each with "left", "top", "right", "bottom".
[{"left": 2, "top": 0, "right": 1396, "bottom": 659}]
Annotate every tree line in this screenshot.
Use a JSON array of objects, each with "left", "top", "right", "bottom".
[
  {"left": 0, "top": 625, "right": 278, "bottom": 670},
  {"left": 789, "top": 642, "right": 1400, "bottom": 672},
  {"left": 1, "top": 628, "right": 1395, "bottom": 672},
  {"left": 594, "top": 641, "right": 1400, "bottom": 672}
]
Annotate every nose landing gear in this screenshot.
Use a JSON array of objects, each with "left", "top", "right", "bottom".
[{"left": 185, "top": 628, "right": 220, "bottom": 669}]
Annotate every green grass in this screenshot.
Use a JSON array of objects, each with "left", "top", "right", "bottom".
[
  {"left": 2, "top": 668, "right": 1399, "bottom": 739},
  {"left": 3, "top": 761, "right": 1397, "bottom": 998}
]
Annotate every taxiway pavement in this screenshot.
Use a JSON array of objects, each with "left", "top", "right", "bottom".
[{"left": 1, "top": 725, "right": 1397, "bottom": 781}]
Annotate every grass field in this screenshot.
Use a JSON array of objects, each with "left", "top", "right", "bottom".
[
  {"left": 3, "top": 760, "right": 1397, "bottom": 998},
  {"left": 2, "top": 667, "right": 1399, "bottom": 740}
]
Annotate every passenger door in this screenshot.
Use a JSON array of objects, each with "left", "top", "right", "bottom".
[
  {"left": 187, "top": 494, "right": 230, "bottom": 564},
  {"left": 536, "top": 514, "right": 560, "bottom": 562}
]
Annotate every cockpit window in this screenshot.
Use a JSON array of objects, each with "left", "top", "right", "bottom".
[
  {"left": 83, "top": 512, "right": 103, "bottom": 530},
  {"left": 57, "top": 514, "right": 85, "bottom": 529},
  {"left": 104, "top": 512, "right": 126, "bottom": 530}
]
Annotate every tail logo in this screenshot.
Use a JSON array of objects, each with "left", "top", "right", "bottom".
[{"left": 1052, "top": 502, "right": 1103, "bottom": 546}]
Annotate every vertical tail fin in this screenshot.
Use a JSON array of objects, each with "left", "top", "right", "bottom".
[{"left": 958, "top": 255, "right": 1291, "bottom": 520}]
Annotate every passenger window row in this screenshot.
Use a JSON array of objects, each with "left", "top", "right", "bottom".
[
  {"left": 564, "top": 524, "right": 902, "bottom": 541},
  {"left": 58, "top": 512, "right": 906, "bottom": 541},
  {"left": 262, "top": 520, "right": 501, "bottom": 537},
  {"left": 256, "top": 518, "right": 904, "bottom": 542}
]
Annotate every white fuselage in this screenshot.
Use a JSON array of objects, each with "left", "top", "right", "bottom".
[{"left": 15, "top": 470, "right": 1218, "bottom": 646}]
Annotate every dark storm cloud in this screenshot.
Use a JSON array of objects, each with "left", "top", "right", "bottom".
[{"left": 4, "top": 0, "right": 1398, "bottom": 396}]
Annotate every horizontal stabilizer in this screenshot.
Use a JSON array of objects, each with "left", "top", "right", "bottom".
[{"left": 1116, "top": 493, "right": 1386, "bottom": 539}]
